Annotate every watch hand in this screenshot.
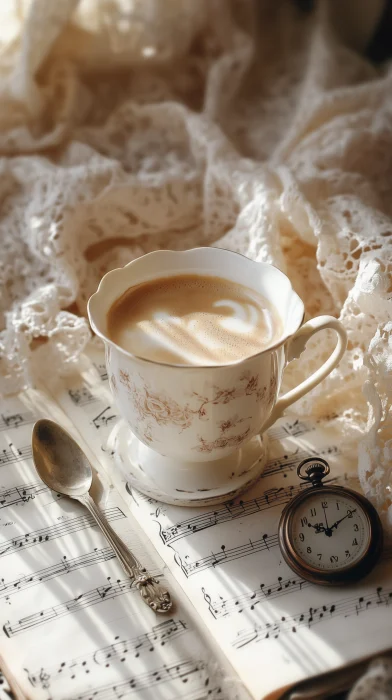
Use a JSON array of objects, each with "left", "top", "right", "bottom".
[
  {"left": 321, "top": 504, "right": 333, "bottom": 536},
  {"left": 316, "top": 505, "right": 332, "bottom": 537},
  {"left": 330, "top": 509, "right": 357, "bottom": 531},
  {"left": 322, "top": 504, "right": 330, "bottom": 529},
  {"left": 308, "top": 523, "right": 326, "bottom": 533}
]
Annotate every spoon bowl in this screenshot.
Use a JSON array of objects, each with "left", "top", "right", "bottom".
[{"left": 32, "top": 419, "right": 93, "bottom": 498}]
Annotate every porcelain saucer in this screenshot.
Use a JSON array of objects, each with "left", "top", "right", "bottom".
[{"left": 107, "top": 419, "right": 268, "bottom": 507}]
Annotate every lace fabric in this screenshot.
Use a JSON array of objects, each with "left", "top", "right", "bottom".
[
  {"left": 349, "top": 657, "right": 392, "bottom": 700},
  {"left": 0, "top": 0, "right": 391, "bottom": 529}
]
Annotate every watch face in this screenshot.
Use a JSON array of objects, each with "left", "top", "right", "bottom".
[{"left": 290, "top": 490, "right": 371, "bottom": 571}]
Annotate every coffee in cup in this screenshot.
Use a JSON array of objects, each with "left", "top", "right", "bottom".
[{"left": 106, "top": 274, "right": 283, "bottom": 366}]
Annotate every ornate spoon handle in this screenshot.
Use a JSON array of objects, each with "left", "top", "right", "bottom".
[{"left": 78, "top": 493, "right": 172, "bottom": 613}]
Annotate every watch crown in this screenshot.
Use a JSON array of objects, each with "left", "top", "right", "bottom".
[{"left": 297, "top": 457, "right": 330, "bottom": 485}]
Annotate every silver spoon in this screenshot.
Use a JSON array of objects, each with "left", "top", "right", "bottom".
[{"left": 32, "top": 419, "right": 172, "bottom": 614}]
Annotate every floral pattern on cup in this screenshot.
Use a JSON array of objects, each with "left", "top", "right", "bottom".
[
  {"left": 119, "top": 369, "right": 193, "bottom": 431},
  {"left": 268, "top": 371, "right": 278, "bottom": 403},
  {"left": 219, "top": 414, "right": 251, "bottom": 433},
  {"left": 194, "top": 427, "right": 251, "bottom": 453},
  {"left": 192, "top": 372, "right": 266, "bottom": 420},
  {"left": 119, "top": 370, "right": 266, "bottom": 428},
  {"left": 192, "top": 413, "right": 253, "bottom": 454},
  {"left": 117, "top": 368, "right": 274, "bottom": 452},
  {"left": 132, "top": 420, "right": 155, "bottom": 445}
]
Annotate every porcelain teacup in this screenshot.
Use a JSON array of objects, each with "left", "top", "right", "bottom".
[{"left": 88, "top": 248, "right": 347, "bottom": 506}]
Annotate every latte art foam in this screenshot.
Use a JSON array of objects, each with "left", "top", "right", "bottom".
[{"left": 107, "top": 274, "right": 282, "bottom": 366}]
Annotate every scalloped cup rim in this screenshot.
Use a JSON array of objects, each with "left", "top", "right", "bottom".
[{"left": 87, "top": 247, "right": 305, "bottom": 370}]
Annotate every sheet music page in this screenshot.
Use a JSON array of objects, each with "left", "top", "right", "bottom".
[
  {"left": 48, "top": 346, "right": 392, "bottom": 700},
  {"left": 0, "top": 387, "right": 228, "bottom": 700}
]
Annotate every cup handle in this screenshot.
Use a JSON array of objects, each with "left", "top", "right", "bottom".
[{"left": 263, "top": 315, "right": 347, "bottom": 430}]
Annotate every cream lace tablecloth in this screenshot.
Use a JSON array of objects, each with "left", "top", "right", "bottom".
[{"left": 0, "top": 2, "right": 391, "bottom": 696}]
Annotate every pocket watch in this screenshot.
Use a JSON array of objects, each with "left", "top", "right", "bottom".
[{"left": 278, "top": 458, "right": 383, "bottom": 585}]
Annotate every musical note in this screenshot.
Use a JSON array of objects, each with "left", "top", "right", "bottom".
[
  {"left": 262, "top": 445, "right": 339, "bottom": 480},
  {"left": 74, "top": 660, "right": 205, "bottom": 700},
  {"left": 175, "top": 534, "right": 279, "bottom": 577},
  {"left": 100, "top": 444, "right": 116, "bottom": 458},
  {"left": 0, "top": 411, "right": 35, "bottom": 432},
  {"left": 0, "top": 443, "right": 32, "bottom": 467},
  {"left": 0, "top": 507, "right": 125, "bottom": 558},
  {"left": 202, "top": 576, "right": 308, "bottom": 619},
  {"left": 93, "top": 362, "right": 108, "bottom": 382},
  {"left": 4, "top": 573, "right": 164, "bottom": 636},
  {"left": 92, "top": 406, "right": 118, "bottom": 430},
  {"left": 232, "top": 586, "right": 392, "bottom": 649},
  {"left": 94, "top": 619, "right": 188, "bottom": 663},
  {"left": 0, "top": 482, "right": 55, "bottom": 509},
  {"left": 136, "top": 491, "right": 158, "bottom": 505},
  {"left": 0, "top": 548, "right": 117, "bottom": 600},
  {"left": 159, "top": 481, "right": 320, "bottom": 544},
  {"left": 267, "top": 419, "right": 314, "bottom": 442},
  {"left": 68, "top": 386, "right": 96, "bottom": 407},
  {"left": 26, "top": 619, "right": 189, "bottom": 687}
]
